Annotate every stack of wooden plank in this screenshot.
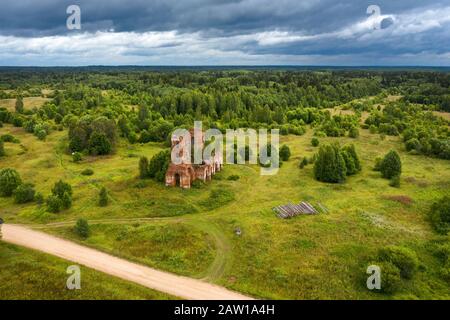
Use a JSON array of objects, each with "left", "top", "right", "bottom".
[{"left": 273, "top": 201, "right": 318, "bottom": 219}]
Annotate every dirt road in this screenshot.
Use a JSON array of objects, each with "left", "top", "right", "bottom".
[{"left": 1, "top": 224, "right": 253, "bottom": 300}]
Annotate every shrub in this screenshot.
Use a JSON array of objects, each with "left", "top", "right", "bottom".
[
  {"left": 46, "top": 195, "right": 63, "bottom": 213},
  {"left": 148, "top": 150, "right": 170, "bottom": 182},
  {"left": 60, "top": 191, "right": 72, "bottom": 209},
  {"left": 139, "top": 156, "right": 149, "bottom": 179},
  {"left": 405, "top": 138, "right": 421, "bottom": 152},
  {"left": 378, "top": 262, "right": 402, "bottom": 294},
  {"left": 0, "top": 168, "right": 22, "bottom": 197},
  {"left": 373, "top": 157, "right": 382, "bottom": 171},
  {"left": 72, "top": 152, "right": 83, "bottom": 163},
  {"left": 1, "top": 134, "right": 19, "bottom": 143},
  {"left": 52, "top": 180, "right": 73, "bottom": 198},
  {"left": 227, "top": 175, "right": 240, "bottom": 181},
  {"left": 389, "top": 175, "right": 401, "bottom": 188},
  {"left": 0, "top": 140, "right": 4, "bottom": 157},
  {"left": 98, "top": 187, "right": 108, "bottom": 207},
  {"left": 314, "top": 144, "right": 347, "bottom": 183},
  {"left": 13, "top": 183, "right": 35, "bottom": 204},
  {"left": 311, "top": 137, "right": 319, "bottom": 147},
  {"left": 349, "top": 126, "right": 360, "bottom": 138},
  {"left": 81, "top": 168, "right": 94, "bottom": 176},
  {"left": 15, "top": 96, "right": 24, "bottom": 113},
  {"left": 378, "top": 246, "right": 419, "bottom": 279},
  {"left": 74, "top": 218, "right": 90, "bottom": 239},
  {"left": 34, "top": 192, "right": 44, "bottom": 205},
  {"left": 430, "top": 196, "right": 450, "bottom": 234},
  {"left": 279, "top": 144, "right": 291, "bottom": 161},
  {"left": 299, "top": 157, "right": 308, "bottom": 169},
  {"left": 380, "top": 150, "right": 402, "bottom": 179}
]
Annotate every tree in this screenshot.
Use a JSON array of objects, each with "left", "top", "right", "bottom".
[
  {"left": 380, "top": 150, "right": 402, "bottom": 179},
  {"left": 279, "top": 144, "right": 291, "bottom": 161},
  {"left": 15, "top": 96, "right": 24, "bottom": 113},
  {"left": 75, "top": 218, "right": 90, "bottom": 239},
  {"left": 52, "top": 180, "right": 73, "bottom": 198},
  {"left": 88, "top": 132, "right": 112, "bottom": 155},
  {"left": 342, "top": 144, "right": 361, "bottom": 175},
  {"left": 0, "top": 168, "right": 22, "bottom": 197},
  {"left": 430, "top": 196, "right": 450, "bottom": 234},
  {"left": 99, "top": 187, "right": 108, "bottom": 207},
  {"left": 139, "top": 156, "right": 149, "bottom": 179},
  {"left": 313, "top": 144, "right": 347, "bottom": 183},
  {"left": 46, "top": 195, "right": 63, "bottom": 213},
  {"left": 148, "top": 150, "right": 171, "bottom": 182},
  {"left": 13, "top": 183, "right": 35, "bottom": 204}
]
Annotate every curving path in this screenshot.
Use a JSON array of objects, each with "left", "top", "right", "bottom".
[{"left": 1, "top": 224, "right": 253, "bottom": 300}]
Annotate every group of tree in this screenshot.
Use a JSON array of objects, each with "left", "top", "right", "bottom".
[
  {"left": 46, "top": 180, "right": 73, "bottom": 213},
  {"left": 68, "top": 115, "right": 117, "bottom": 155},
  {"left": 313, "top": 144, "right": 361, "bottom": 183}
]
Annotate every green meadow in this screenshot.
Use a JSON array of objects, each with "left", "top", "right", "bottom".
[{"left": 1, "top": 115, "right": 449, "bottom": 299}]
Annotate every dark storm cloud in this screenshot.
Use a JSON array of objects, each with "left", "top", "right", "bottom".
[
  {"left": 0, "top": 0, "right": 441, "bottom": 36},
  {"left": 0, "top": 0, "right": 449, "bottom": 65}
]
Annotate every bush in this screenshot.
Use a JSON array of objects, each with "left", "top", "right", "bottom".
[
  {"left": 74, "top": 218, "right": 90, "bottom": 239},
  {"left": 98, "top": 187, "right": 108, "bottom": 207},
  {"left": 1, "top": 134, "right": 19, "bottom": 143},
  {"left": 380, "top": 150, "right": 402, "bottom": 179},
  {"left": 389, "top": 175, "right": 401, "bottom": 188},
  {"left": 148, "top": 150, "right": 170, "bottom": 182},
  {"left": 299, "top": 157, "right": 308, "bottom": 169},
  {"left": 405, "top": 138, "right": 421, "bottom": 152},
  {"left": 72, "top": 152, "right": 83, "bottom": 163},
  {"left": 81, "top": 168, "right": 94, "bottom": 176},
  {"left": 430, "top": 196, "right": 450, "bottom": 234},
  {"left": 311, "top": 137, "right": 319, "bottom": 147},
  {"left": 378, "top": 246, "right": 419, "bottom": 279},
  {"left": 52, "top": 180, "right": 73, "bottom": 198},
  {"left": 314, "top": 144, "right": 347, "bottom": 183},
  {"left": 0, "top": 168, "right": 22, "bottom": 197},
  {"left": 46, "top": 195, "right": 63, "bottom": 213},
  {"left": 279, "top": 144, "right": 291, "bottom": 161},
  {"left": 139, "top": 156, "right": 149, "bottom": 179},
  {"left": 34, "top": 192, "right": 44, "bottom": 205},
  {"left": 227, "top": 175, "right": 240, "bottom": 181},
  {"left": 378, "top": 262, "right": 402, "bottom": 294},
  {"left": 0, "top": 140, "right": 4, "bottom": 157},
  {"left": 349, "top": 126, "right": 360, "bottom": 138},
  {"left": 373, "top": 157, "right": 382, "bottom": 171},
  {"left": 13, "top": 183, "right": 35, "bottom": 204}
]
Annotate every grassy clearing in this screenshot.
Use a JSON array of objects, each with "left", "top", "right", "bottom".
[
  {"left": 0, "top": 97, "right": 51, "bottom": 112},
  {"left": 0, "top": 242, "right": 176, "bottom": 300},
  {"left": 46, "top": 221, "right": 215, "bottom": 277},
  {"left": 1, "top": 113, "right": 450, "bottom": 299}
]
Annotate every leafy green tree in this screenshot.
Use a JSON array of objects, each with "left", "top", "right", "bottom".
[
  {"left": 380, "top": 150, "right": 402, "bottom": 179},
  {"left": 430, "top": 196, "right": 450, "bottom": 235},
  {"left": 89, "top": 132, "right": 112, "bottom": 155},
  {"left": 148, "top": 150, "right": 171, "bottom": 182},
  {"left": 139, "top": 156, "right": 149, "bottom": 179},
  {"left": 13, "top": 183, "right": 35, "bottom": 204},
  {"left": 99, "top": 187, "right": 108, "bottom": 207},
  {"left": 342, "top": 144, "right": 361, "bottom": 175},
  {"left": 0, "top": 168, "right": 22, "bottom": 197},
  {"left": 314, "top": 144, "right": 347, "bottom": 183},
  {"left": 46, "top": 195, "right": 63, "bottom": 213},
  {"left": 75, "top": 218, "right": 90, "bottom": 239},
  {"left": 52, "top": 180, "right": 73, "bottom": 198},
  {"left": 279, "top": 144, "right": 291, "bottom": 161}
]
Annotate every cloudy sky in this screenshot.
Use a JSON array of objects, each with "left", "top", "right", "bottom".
[{"left": 0, "top": 0, "right": 449, "bottom": 66}]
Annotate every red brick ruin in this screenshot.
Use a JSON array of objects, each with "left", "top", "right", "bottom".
[{"left": 165, "top": 128, "right": 223, "bottom": 188}]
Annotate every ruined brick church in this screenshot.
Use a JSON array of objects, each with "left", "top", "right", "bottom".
[{"left": 165, "top": 128, "right": 223, "bottom": 188}]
